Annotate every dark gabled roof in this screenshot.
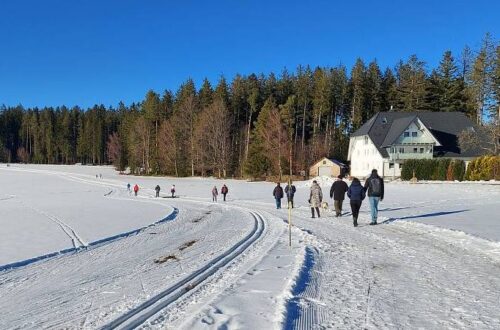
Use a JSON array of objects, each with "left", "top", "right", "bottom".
[
  {"left": 381, "top": 115, "right": 418, "bottom": 147},
  {"left": 351, "top": 111, "right": 484, "bottom": 158}
]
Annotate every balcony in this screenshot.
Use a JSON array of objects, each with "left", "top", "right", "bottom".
[
  {"left": 387, "top": 144, "right": 434, "bottom": 160},
  {"left": 388, "top": 152, "right": 433, "bottom": 160}
]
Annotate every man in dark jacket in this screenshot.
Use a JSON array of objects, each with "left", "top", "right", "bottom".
[
  {"left": 284, "top": 182, "right": 296, "bottom": 208},
  {"left": 330, "top": 175, "right": 349, "bottom": 217},
  {"left": 221, "top": 184, "right": 228, "bottom": 201},
  {"left": 155, "top": 185, "right": 161, "bottom": 198},
  {"left": 364, "top": 169, "right": 384, "bottom": 225},
  {"left": 273, "top": 183, "right": 284, "bottom": 209}
]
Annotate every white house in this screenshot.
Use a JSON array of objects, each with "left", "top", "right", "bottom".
[{"left": 348, "top": 111, "right": 483, "bottom": 178}]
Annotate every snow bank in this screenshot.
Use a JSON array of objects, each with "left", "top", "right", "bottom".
[{"left": 298, "top": 176, "right": 337, "bottom": 188}]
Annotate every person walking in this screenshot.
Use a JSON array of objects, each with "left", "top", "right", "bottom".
[
  {"left": 212, "top": 186, "right": 218, "bottom": 202},
  {"left": 347, "top": 177, "right": 366, "bottom": 227},
  {"left": 127, "top": 183, "right": 131, "bottom": 192},
  {"left": 364, "top": 169, "right": 384, "bottom": 225},
  {"left": 284, "top": 182, "right": 296, "bottom": 208},
  {"left": 309, "top": 180, "right": 323, "bottom": 218},
  {"left": 133, "top": 184, "right": 139, "bottom": 196},
  {"left": 171, "top": 185, "right": 176, "bottom": 198},
  {"left": 155, "top": 185, "right": 161, "bottom": 198},
  {"left": 330, "top": 175, "right": 349, "bottom": 217},
  {"left": 221, "top": 184, "right": 228, "bottom": 201},
  {"left": 273, "top": 183, "right": 284, "bottom": 209}
]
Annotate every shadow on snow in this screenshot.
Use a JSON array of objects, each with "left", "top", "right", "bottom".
[
  {"left": 283, "top": 246, "right": 316, "bottom": 330},
  {"left": 381, "top": 209, "right": 469, "bottom": 224}
]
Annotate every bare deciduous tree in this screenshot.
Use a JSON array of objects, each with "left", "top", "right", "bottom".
[
  {"left": 106, "top": 132, "right": 121, "bottom": 169},
  {"left": 158, "top": 120, "right": 179, "bottom": 176},
  {"left": 459, "top": 123, "right": 500, "bottom": 156},
  {"left": 194, "top": 99, "right": 231, "bottom": 177}
]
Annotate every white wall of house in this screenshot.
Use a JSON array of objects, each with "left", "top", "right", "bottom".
[
  {"left": 348, "top": 136, "right": 385, "bottom": 178},
  {"left": 383, "top": 161, "right": 401, "bottom": 178}
]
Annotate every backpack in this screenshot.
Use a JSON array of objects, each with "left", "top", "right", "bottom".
[{"left": 370, "top": 177, "right": 382, "bottom": 196}]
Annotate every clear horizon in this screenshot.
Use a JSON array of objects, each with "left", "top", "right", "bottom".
[{"left": 1, "top": 0, "right": 499, "bottom": 109}]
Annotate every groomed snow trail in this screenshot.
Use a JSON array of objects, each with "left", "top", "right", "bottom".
[
  {"left": 101, "top": 212, "right": 266, "bottom": 329},
  {"left": 0, "top": 202, "right": 262, "bottom": 329},
  {"left": 259, "top": 204, "right": 500, "bottom": 329},
  {"left": 147, "top": 209, "right": 303, "bottom": 330}
]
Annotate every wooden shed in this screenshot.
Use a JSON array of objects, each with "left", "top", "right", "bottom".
[{"left": 309, "top": 157, "right": 346, "bottom": 178}]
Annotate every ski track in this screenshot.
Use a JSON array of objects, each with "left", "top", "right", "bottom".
[
  {"left": 144, "top": 208, "right": 297, "bottom": 330},
  {"left": 23, "top": 203, "right": 87, "bottom": 249},
  {"left": 0, "top": 198, "right": 265, "bottom": 329},
  {"left": 100, "top": 212, "right": 266, "bottom": 329}
]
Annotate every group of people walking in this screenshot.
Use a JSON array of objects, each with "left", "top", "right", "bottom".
[
  {"left": 272, "top": 169, "right": 385, "bottom": 227},
  {"left": 124, "top": 181, "right": 230, "bottom": 202},
  {"left": 212, "top": 184, "right": 229, "bottom": 202},
  {"left": 126, "top": 183, "right": 176, "bottom": 198},
  {"left": 121, "top": 170, "right": 385, "bottom": 227}
]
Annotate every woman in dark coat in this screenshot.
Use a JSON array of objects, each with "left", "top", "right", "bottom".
[{"left": 347, "top": 177, "right": 366, "bottom": 227}]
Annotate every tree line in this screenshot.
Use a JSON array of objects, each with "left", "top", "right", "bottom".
[{"left": 1, "top": 34, "right": 499, "bottom": 178}]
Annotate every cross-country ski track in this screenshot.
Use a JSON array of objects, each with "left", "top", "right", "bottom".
[{"left": 1, "top": 164, "right": 500, "bottom": 329}]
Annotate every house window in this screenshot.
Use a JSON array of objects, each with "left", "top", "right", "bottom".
[
  {"left": 420, "top": 148, "right": 424, "bottom": 153},
  {"left": 364, "top": 136, "right": 368, "bottom": 145},
  {"left": 412, "top": 132, "right": 418, "bottom": 137},
  {"left": 389, "top": 163, "right": 394, "bottom": 169},
  {"left": 399, "top": 147, "right": 405, "bottom": 153},
  {"left": 404, "top": 132, "right": 410, "bottom": 137},
  {"left": 413, "top": 147, "right": 418, "bottom": 153},
  {"left": 323, "top": 160, "right": 326, "bottom": 164}
]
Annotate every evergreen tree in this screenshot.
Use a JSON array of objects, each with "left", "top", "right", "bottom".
[
  {"left": 396, "top": 55, "right": 427, "bottom": 112},
  {"left": 435, "top": 51, "right": 465, "bottom": 112},
  {"left": 364, "top": 60, "right": 382, "bottom": 119},
  {"left": 471, "top": 33, "right": 496, "bottom": 124},
  {"left": 379, "top": 68, "right": 398, "bottom": 111},
  {"left": 198, "top": 78, "right": 213, "bottom": 109}
]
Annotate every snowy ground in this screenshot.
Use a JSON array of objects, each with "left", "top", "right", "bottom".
[{"left": 0, "top": 164, "right": 499, "bottom": 329}]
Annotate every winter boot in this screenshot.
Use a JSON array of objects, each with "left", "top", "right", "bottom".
[{"left": 353, "top": 217, "right": 358, "bottom": 227}]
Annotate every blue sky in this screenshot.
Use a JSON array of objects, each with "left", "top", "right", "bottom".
[{"left": 0, "top": 0, "right": 498, "bottom": 108}]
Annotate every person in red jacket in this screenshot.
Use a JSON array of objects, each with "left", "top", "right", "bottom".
[{"left": 133, "top": 184, "right": 139, "bottom": 196}]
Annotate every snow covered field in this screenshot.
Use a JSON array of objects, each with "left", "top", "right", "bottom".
[{"left": 0, "top": 164, "right": 499, "bottom": 329}]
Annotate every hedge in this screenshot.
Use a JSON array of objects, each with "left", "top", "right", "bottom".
[
  {"left": 465, "top": 155, "right": 500, "bottom": 181},
  {"left": 401, "top": 159, "right": 466, "bottom": 181}
]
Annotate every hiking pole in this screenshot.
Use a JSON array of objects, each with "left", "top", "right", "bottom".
[{"left": 288, "top": 177, "right": 292, "bottom": 247}]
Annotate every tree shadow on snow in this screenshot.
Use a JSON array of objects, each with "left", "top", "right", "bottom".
[{"left": 381, "top": 209, "right": 470, "bottom": 224}]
